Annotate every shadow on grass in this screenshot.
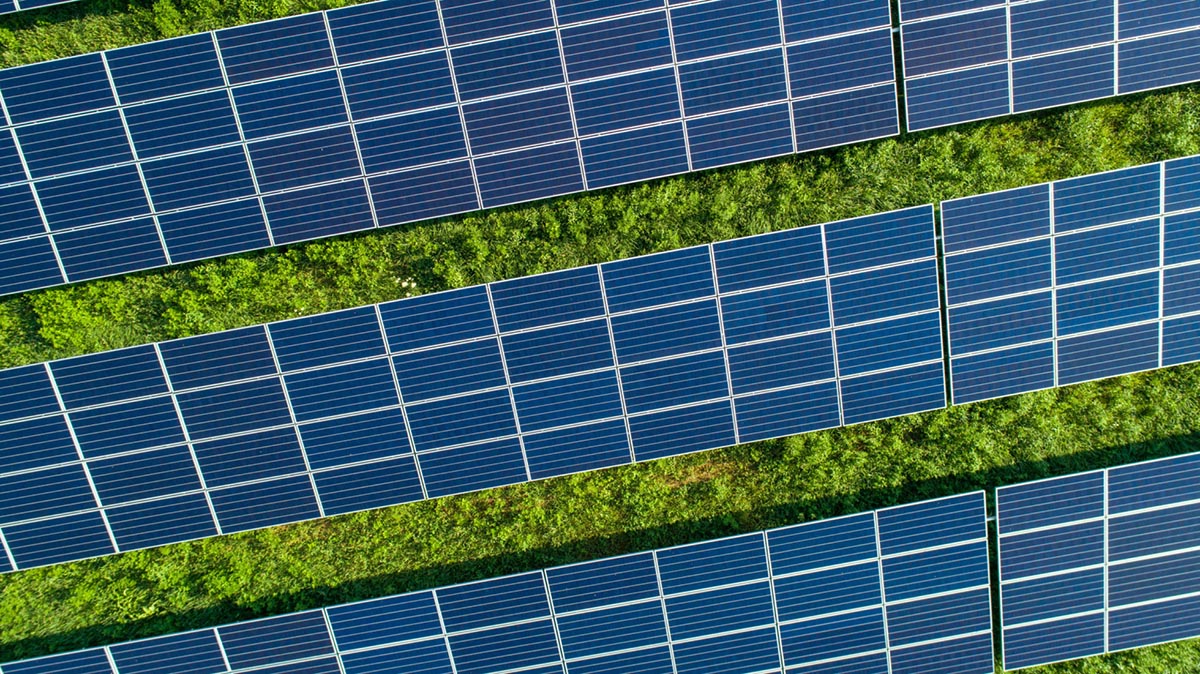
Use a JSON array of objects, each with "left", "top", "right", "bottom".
[{"left": 3, "top": 427, "right": 1198, "bottom": 663}]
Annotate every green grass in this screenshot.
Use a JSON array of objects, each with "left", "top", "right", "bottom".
[{"left": 3, "top": 2, "right": 1200, "bottom": 671}]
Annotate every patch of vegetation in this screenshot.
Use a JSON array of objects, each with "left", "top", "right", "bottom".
[{"left": 2, "top": 3, "right": 1200, "bottom": 672}]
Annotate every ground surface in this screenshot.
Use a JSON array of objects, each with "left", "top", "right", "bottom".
[{"left": 2, "top": 1, "right": 1200, "bottom": 671}]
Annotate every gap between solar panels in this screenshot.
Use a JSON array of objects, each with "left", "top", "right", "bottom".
[
  {"left": 0, "top": 491, "right": 995, "bottom": 674},
  {"left": 1, "top": 152, "right": 1200, "bottom": 573},
  {"left": 3, "top": 0, "right": 1199, "bottom": 295}
]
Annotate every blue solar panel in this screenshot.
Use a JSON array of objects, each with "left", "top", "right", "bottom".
[
  {"left": 998, "top": 452, "right": 1200, "bottom": 669},
  {"left": 0, "top": 202, "right": 944, "bottom": 570},
  {"left": 3, "top": 492, "right": 991, "bottom": 672},
  {"left": 0, "top": 0, "right": 903, "bottom": 296}
]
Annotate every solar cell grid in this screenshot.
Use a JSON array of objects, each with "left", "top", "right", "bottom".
[
  {"left": 0, "top": 0, "right": 899, "bottom": 296},
  {"left": 942, "top": 156, "right": 1200, "bottom": 405},
  {"left": 0, "top": 492, "right": 991, "bottom": 674},
  {"left": 997, "top": 451, "right": 1200, "bottom": 670},
  {"left": 900, "top": 0, "right": 1200, "bottom": 131},
  {"left": 0, "top": 203, "right": 940, "bottom": 571}
]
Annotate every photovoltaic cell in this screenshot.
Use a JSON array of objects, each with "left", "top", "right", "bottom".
[
  {"left": 0, "top": 0, "right": 899, "bottom": 296},
  {"left": 0, "top": 492, "right": 991, "bottom": 674}
]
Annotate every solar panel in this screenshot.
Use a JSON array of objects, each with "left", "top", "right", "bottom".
[
  {"left": 0, "top": 491, "right": 992, "bottom": 674},
  {"left": 900, "top": 0, "right": 1200, "bottom": 131},
  {"left": 943, "top": 156, "right": 1200, "bottom": 405},
  {"left": 0, "top": 204, "right": 940, "bottom": 571},
  {"left": 0, "top": 0, "right": 899, "bottom": 297},
  {"left": 997, "top": 451, "right": 1200, "bottom": 670}
]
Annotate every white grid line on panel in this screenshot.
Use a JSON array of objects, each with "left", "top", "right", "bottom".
[
  {"left": 99, "top": 51, "right": 173, "bottom": 265},
  {"left": 1112, "top": 0, "right": 1120, "bottom": 93},
  {"left": 663, "top": 0, "right": 695, "bottom": 172},
  {"left": 995, "top": 481, "right": 1010, "bottom": 672},
  {"left": 707, "top": 243, "right": 741, "bottom": 445},
  {"left": 432, "top": 0, "right": 486, "bottom": 210},
  {"left": 429, "top": 591, "right": 462, "bottom": 674},
  {"left": 873, "top": 511, "right": 896, "bottom": 674},
  {"left": 1102, "top": 465, "right": 1110, "bottom": 653},
  {"left": 1006, "top": 2, "right": 1015, "bottom": 115},
  {"left": 152, "top": 342, "right": 224, "bottom": 536},
  {"left": 650, "top": 549, "right": 683, "bottom": 674},
  {"left": 1000, "top": 559, "right": 1103, "bottom": 586},
  {"left": 41, "top": 362, "right": 121, "bottom": 552},
  {"left": 541, "top": 571, "right": 570, "bottom": 673},
  {"left": 818, "top": 223, "right": 847, "bottom": 425},
  {"left": 209, "top": 31, "right": 276, "bottom": 247},
  {"left": 322, "top": 11, "right": 381, "bottom": 230},
  {"left": 0, "top": 529, "right": 15, "bottom": 573},
  {"left": 1048, "top": 181, "right": 1060, "bottom": 387},
  {"left": 483, "top": 284, "right": 534, "bottom": 482},
  {"left": 261, "top": 328, "right": 325, "bottom": 518},
  {"left": 102, "top": 644, "right": 120, "bottom": 674},
  {"left": 1159, "top": 164, "right": 1167, "bottom": 368},
  {"left": 774, "top": 0, "right": 798, "bottom": 154},
  {"left": 0, "top": 90, "right": 69, "bottom": 283},
  {"left": 371, "top": 304, "right": 430, "bottom": 500},
  {"left": 213, "top": 627, "right": 233, "bottom": 671},
  {"left": 549, "top": 0, "right": 589, "bottom": 192},
  {"left": 1001, "top": 606, "right": 1104, "bottom": 631},
  {"left": 551, "top": 594, "right": 660, "bottom": 620},
  {"left": 320, "top": 607, "right": 351, "bottom": 674},
  {"left": 761, "top": 532, "right": 789, "bottom": 671},
  {"left": 668, "top": 622, "right": 776, "bottom": 647},
  {"left": 593, "top": 266, "right": 637, "bottom": 463}
]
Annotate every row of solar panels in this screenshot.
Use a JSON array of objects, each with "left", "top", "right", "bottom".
[
  {"left": 0, "top": 491, "right": 997, "bottom": 674},
  {"left": 0, "top": 0, "right": 899, "bottom": 296},
  {"left": 900, "top": 0, "right": 1200, "bottom": 129},
  {"left": 3, "top": 0, "right": 1200, "bottom": 296},
  {"left": 0, "top": 153, "right": 1197, "bottom": 573},
  {"left": 10, "top": 448, "right": 1200, "bottom": 673}
]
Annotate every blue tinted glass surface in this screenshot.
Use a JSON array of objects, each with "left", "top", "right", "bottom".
[
  {"left": 3, "top": 511, "right": 113, "bottom": 569},
  {"left": 673, "top": 626, "right": 779, "bottom": 674},
  {"left": 620, "top": 350, "right": 728, "bottom": 414},
  {"left": 555, "top": 0, "right": 660, "bottom": 24},
  {"left": 1003, "top": 614, "right": 1105, "bottom": 671},
  {"left": 546, "top": 551, "right": 659, "bottom": 613},
  {"left": 602, "top": 246, "right": 713, "bottom": 313},
  {"left": 0, "top": 54, "right": 113, "bottom": 124},
  {"left": 210, "top": 475, "right": 320, "bottom": 533},
  {"left": 942, "top": 184, "right": 1051, "bottom": 253},
  {"left": 327, "top": 0, "right": 443, "bottom": 64},
  {"left": 492, "top": 267, "right": 604, "bottom": 332},
  {"left": 88, "top": 445, "right": 199, "bottom": 504},
  {"left": 217, "top": 13, "right": 333, "bottom": 84},
  {"left": 1014, "top": 45, "right": 1115, "bottom": 113},
  {"left": 300, "top": 408, "right": 411, "bottom": 469},
  {"left": 629, "top": 399, "right": 735, "bottom": 461},
  {"left": 1056, "top": 272, "right": 1159, "bottom": 336},
  {"left": 438, "top": 572, "right": 548, "bottom": 632},
  {"left": 1118, "top": 29, "right": 1200, "bottom": 94},
  {"left": 249, "top": 126, "right": 362, "bottom": 193},
  {"left": 714, "top": 226, "right": 824, "bottom": 292},
  {"left": 900, "top": 0, "right": 998, "bottom": 21},
  {"left": 106, "top": 493, "right": 217, "bottom": 550},
  {"left": 233, "top": 71, "right": 347, "bottom": 139},
  {"left": 1120, "top": 0, "right": 1200, "bottom": 39},
  {"left": 109, "top": 630, "right": 226, "bottom": 674},
  {"left": 998, "top": 470, "right": 1103, "bottom": 533},
  {"left": 107, "top": 33, "right": 224, "bottom": 104},
  {"left": 0, "top": 364, "right": 58, "bottom": 423},
  {"left": 69, "top": 396, "right": 184, "bottom": 457},
  {"left": 176, "top": 378, "right": 292, "bottom": 440},
  {"left": 878, "top": 492, "right": 984, "bottom": 555},
  {"left": 502, "top": 318, "right": 613, "bottom": 382},
  {"left": 142, "top": 145, "right": 255, "bottom": 211},
  {"left": 326, "top": 591, "right": 441, "bottom": 651},
  {"left": 523, "top": 417, "right": 630, "bottom": 479},
  {"left": 193, "top": 427, "right": 305, "bottom": 488},
  {"left": 17, "top": 111, "right": 132, "bottom": 178},
  {"left": 1110, "top": 452, "right": 1200, "bottom": 514},
  {"left": 687, "top": 102, "right": 795, "bottom": 170},
  {"left": 341, "top": 51, "right": 455, "bottom": 119},
  {"left": 951, "top": 341, "right": 1055, "bottom": 403},
  {"left": 264, "top": 180, "right": 375, "bottom": 246},
  {"left": 127, "top": 91, "right": 241, "bottom": 158},
  {"left": 671, "top": 0, "right": 780, "bottom": 62},
  {"left": 658, "top": 534, "right": 766, "bottom": 594},
  {"left": 160, "top": 326, "right": 275, "bottom": 390},
  {"left": 723, "top": 280, "right": 829, "bottom": 344},
  {"left": 789, "top": 29, "right": 894, "bottom": 98},
  {"left": 159, "top": 200, "right": 270, "bottom": 264},
  {"left": 840, "top": 361, "right": 945, "bottom": 425},
  {"left": 439, "top": 0, "right": 554, "bottom": 44},
  {"left": 561, "top": 11, "right": 671, "bottom": 80},
  {"left": 1055, "top": 164, "right": 1161, "bottom": 232},
  {"left": 0, "top": 464, "right": 96, "bottom": 523},
  {"left": 905, "top": 63, "right": 1010, "bottom": 131},
  {"left": 0, "top": 238, "right": 62, "bottom": 296},
  {"left": 464, "top": 87, "right": 574, "bottom": 156},
  {"left": 1166, "top": 155, "right": 1200, "bottom": 213},
  {"left": 570, "top": 67, "right": 680, "bottom": 136},
  {"left": 36, "top": 165, "right": 148, "bottom": 233},
  {"left": 475, "top": 142, "right": 583, "bottom": 208},
  {"left": 679, "top": 49, "right": 787, "bottom": 116},
  {"left": 768, "top": 512, "right": 878, "bottom": 575},
  {"left": 269, "top": 306, "right": 386, "bottom": 372},
  {"left": 357, "top": 107, "right": 467, "bottom": 173},
  {"left": 316, "top": 456, "right": 424, "bottom": 515},
  {"left": 782, "top": 0, "right": 890, "bottom": 41},
  {"left": 513, "top": 370, "right": 623, "bottom": 432},
  {"left": 0, "top": 650, "right": 113, "bottom": 674},
  {"left": 945, "top": 238, "right": 1052, "bottom": 305},
  {"left": 557, "top": 601, "right": 666, "bottom": 659},
  {"left": 285, "top": 359, "right": 398, "bottom": 421},
  {"left": 452, "top": 31, "right": 564, "bottom": 101},
  {"left": 836, "top": 311, "right": 942, "bottom": 376},
  {"left": 419, "top": 437, "right": 527, "bottom": 497},
  {"left": 1011, "top": 0, "right": 1113, "bottom": 58},
  {"left": 369, "top": 160, "right": 480, "bottom": 225},
  {"left": 826, "top": 206, "right": 935, "bottom": 274},
  {"left": 902, "top": 8, "right": 1007, "bottom": 77},
  {"left": 736, "top": 380, "right": 841, "bottom": 441},
  {"left": 580, "top": 122, "right": 689, "bottom": 189},
  {"left": 948, "top": 291, "right": 1054, "bottom": 355},
  {"left": 0, "top": 416, "right": 76, "bottom": 475},
  {"left": 379, "top": 285, "right": 494, "bottom": 353},
  {"left": 611, "top": 299, "right": 722, "bottom": 364},
  {"left": 219, "top": 612, "right": 333, "bottom": 670},
  {"left": 51, "top": 344, "right": 166, "bottom": 408},
  {"left": 831, "top": 260, "right": 939, "bottom": 325},
  {"left": 405, "top": 389, "right": 516, "bottom": 451}
]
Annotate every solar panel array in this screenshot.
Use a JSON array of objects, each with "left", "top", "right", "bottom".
[
  {"left": 0, "top": 205, "right": 944, "bottom": 572},
  {"left": 997, "top": 451, "right": 1200, "bottom": 669},
  {"left": 0, "top": 491, "right": 994, "bottom": 674},
  {"left": 0, "top": 0, "right": 75, "bottom": 14},
  {"left": 900, "top": 0, "right": 1200, "bottom": 131},
  {"left": 943, "top": 154, "right": 1200, "bottom": 405},
  {"left": 0, "top": 0, "right": 899, "bottom": 296}
]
